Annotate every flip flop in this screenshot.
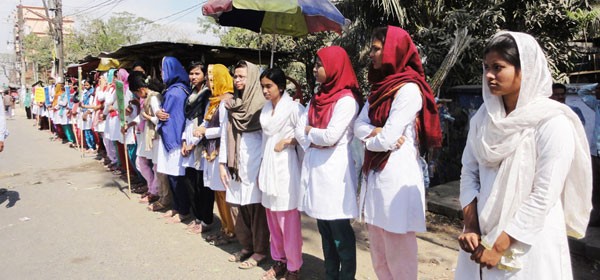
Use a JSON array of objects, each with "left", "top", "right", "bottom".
[{"left": 238, "top": 255, "right": 266, "bottom": 269}]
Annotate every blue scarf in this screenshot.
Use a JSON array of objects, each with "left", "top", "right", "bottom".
[{"left": 157, "top": 56, "right": 190, "bottom": 152}]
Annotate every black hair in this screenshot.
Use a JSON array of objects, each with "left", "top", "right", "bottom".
[
  {"left": 552, "top": 83, "right": 566, "bottom": 91},
  {"left": 132, "top": 60, "right": 147, "bottom": 72},
  {"left": 260, "top": 67, "right": 287, "bottom": 92},
  {"left": 484, "top": 34, "right": 521, "bottom": 70},
  {"left": 234, "top": 60, "right": 248, "bottom": 70},
  {"left": 187, "top": 61, "right": 207, "bottom": 75},
  {"left": 372, "top": 26, "right": 388, "bottom": 45},
  {"left": 128, "top": 71, "right": 164, "bottom": 93}
]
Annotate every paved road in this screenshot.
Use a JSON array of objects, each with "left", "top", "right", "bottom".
[{"left": 0, "top": 109, "right": 457, "bottom": 279}]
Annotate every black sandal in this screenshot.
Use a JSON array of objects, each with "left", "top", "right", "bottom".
[{"left": 228, "top": 250, "right": 253, "bottom": 262}]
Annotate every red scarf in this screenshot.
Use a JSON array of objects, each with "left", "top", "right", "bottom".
[
  {"left": 308, "top": 46, "right": 362, "bottom": 129},
  {"left": 363, "top": 26, "right": 442, "bottom": 173}
]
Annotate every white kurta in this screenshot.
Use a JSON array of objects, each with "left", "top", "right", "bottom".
[
  {"left": 149, "top": 96, "right": 161, "bottom": 163},
  {"left": 124, "top": 103, "right": 138, "bottom": 145},
  {"left": 181, "top": 118, "right": 203, "bottom": 171},
  {"left": 203, "top": 102, "right": 227, "bottom": 191},
  {"left": 94, "top": 88, "right": 106, "bottom": 133},
  {"left": 294, "top": 96, "right": 359, "bottom": 220},
  {"left": 354, "top": 83, "right": 427, "bottom": 234},
  {"left": 81, "top": 94, "right": 95, "bottom": 130},
  {"left": 136, "top": 104, "right": 158, "bottom": 160},
  {"left": 455, "top": 115, "right": 575, "bottom": 279},
  {"left": 104, "top": 88, "right": 122, "bottom": 142},
  {"left": 55, "top": 94, "right": 69, "bottom": 125},
  {"left": 219, "top": 112, "right": 263, "bottom": 206},
  {"left": 134, "top": 114, "right": 152, "bottom": 158},
  {"left": 154, "top": 96, "right": 184, "bottom": 176},
  {"left": 259, "top": 96, "right": 304, "bottom": 211},
  {"left": 32, "top": 103, "right": 40, "bottom": 115}
]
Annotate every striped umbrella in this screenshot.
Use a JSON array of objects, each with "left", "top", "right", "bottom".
[{"left": 202, "top": 0, "right": 349, "bottom": 37}]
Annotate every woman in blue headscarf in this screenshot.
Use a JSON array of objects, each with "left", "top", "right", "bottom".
[{"left": 156, "top": 56, "right": 192, "bottom": 223}]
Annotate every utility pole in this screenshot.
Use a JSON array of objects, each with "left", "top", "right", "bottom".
[
  {"left": 16, "top": 2, "right": 26, "bottom": 90},
  {"left": 42, "top": 0, "right": 64, "bottom": 83},
  {"left": 54, "top": 0, "right": 64, "bottom": 83}
]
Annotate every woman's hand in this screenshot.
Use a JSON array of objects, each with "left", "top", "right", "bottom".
[
  {"left": 459, "top": 198, "right": 481, "bottom": 253},
  {"left": 219, "top": 163, "right": 230, "bottom": 189},
  {"left": 193, "top": 126, "right": 207, "bottom": 138},
  {"left": 156, "top": 109, "right": 169, "bottom": 121},
  {"left": 275, "top": 139, "right": 290, "bottom": 152},
  {"left": 141, "top": 112, "right": 152, "bottom": 121},
  {"left": 181, "top": 142, "right": 189, "bottom": 157},
  {"left": 470, "top": 245, "right": 502, "bottom": 269},
  {"left": 367, "top": 127, "right": 383, "bottom": 138},
  {"left": 471, "top": 231, "right": 514, "bottom": 269},
  {"left": 304, "top": 125, "right": 313, "bottom": 135},
  {"left": 395, "top": 135, "right": 406, "bottom": 149},
  {"left": 125, "top": 106, "right": 133, "bottom": 116},
  {"left": 458, "top": 231, "right": 481, "bottom": 253}
]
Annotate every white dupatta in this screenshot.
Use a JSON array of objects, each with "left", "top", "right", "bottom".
[
  {"left": 259, "top": 94, "right": 299, "bottom": 196},
  {"left": 465, "top": 31, "right": 592, "bottom": 270}
]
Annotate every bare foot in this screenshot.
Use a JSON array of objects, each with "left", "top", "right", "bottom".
[
  {"left": 162, "top": 210, "right": 177, "bottom": 218},
  {"left": 166, "top": 214, "right": 190, "bottom": 224}
]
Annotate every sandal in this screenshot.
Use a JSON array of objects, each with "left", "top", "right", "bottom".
[
  {"left": 238, "top": 255, "right": 266, "bottom": 269},
  {"left": 261, "top": 261, "right": 287, "bottom": 280},
  {"left": 147, "top": 201, "right": 166, "bottom": 212},
  {"left": 283, "top": 270, "right": 300, "bottom": 280},
  {"left": 210, "top": 236, "right": 232, "bottom": 246},
  {"left": 228, "top": 250, "right": 253, "bottom": 263},
  {"left": 132, "top": 186, "right": 148, "bottom": 194},
  {"left": 204, "top": 233, "right": 221, "bottom": 242}
]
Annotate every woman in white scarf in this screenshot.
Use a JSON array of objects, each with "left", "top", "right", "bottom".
[
  {"left": 455, "top": 31, "right": 592, "bottom": 279},
  {"left": 258, "top": 67, "right": 304, "bottom": 280}
]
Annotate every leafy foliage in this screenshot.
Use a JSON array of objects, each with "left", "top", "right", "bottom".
[
  {"left": 338, "top": 0, "right": 587, "bottom": 87},
  {"left": 219, "top": 26, "right": 334, "bottom": 98}
]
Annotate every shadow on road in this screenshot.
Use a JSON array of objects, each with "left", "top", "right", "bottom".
[
  {"left": 0, "top": 189, "right": 20, "bottom": 208},
  {"left": 101, "top": 180, "right": 131, "bottom": 200},
  {"left": 194, "top": 215, "right": 327, "bottom": 278}
]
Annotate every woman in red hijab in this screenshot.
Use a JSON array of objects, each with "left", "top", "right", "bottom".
[
  {"left": 294, "top": 46, "right": 362, "bottom": 280},
  {"left": 354, "top": 26, "right": 441, "bottom": 279}
]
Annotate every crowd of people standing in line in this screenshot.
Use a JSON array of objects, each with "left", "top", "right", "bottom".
[{"left": 19, "top": 25, "right": 595, "bottom": 280}]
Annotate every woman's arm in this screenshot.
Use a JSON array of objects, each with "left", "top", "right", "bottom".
[
  {"left": 362, "top": 84, "right": 422, "bottom": 152},
  {"left": 503, "top": 116, "right": 575, "bottom": 245},
  {"left": 306, "top": 96, "right": 358, "bottom": 147},
  {"left": 457, "top": 129, "right": 482, "bottom": 253},
  {"left": 354, "top": 100, "right": 376, "bottom": 140},
  {"left": 204, "top": 102, "right": 227, "bottom": 139},
  {"left": 218, "top": 113, "right": 230, "bottom": 188},
  {"left": 294, "top": 103, "right": 310, "bottom": 151}
]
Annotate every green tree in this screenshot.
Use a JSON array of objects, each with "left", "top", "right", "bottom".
[
  {"left": 69, "top": 12, "right": 151, "bottom": 56},
  {"left": 338, "top": 0, "right": 587, "bottom": 87},
  {"left": 24, "top": 12, "right": 152, "bottom": 82},
  {"left": 218, "top": 25, "right": 334, "bottom": 98}
]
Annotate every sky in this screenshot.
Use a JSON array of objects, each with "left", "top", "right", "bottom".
[{"left": 0, "top": 0, "right": 219, "bottom": 55}]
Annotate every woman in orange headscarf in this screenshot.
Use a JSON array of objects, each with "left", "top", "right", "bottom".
[{"left": 195, "top": 64, "right": 237, "bottom": 245}]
